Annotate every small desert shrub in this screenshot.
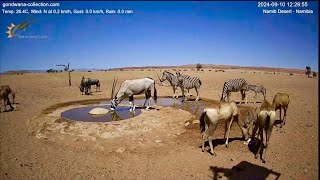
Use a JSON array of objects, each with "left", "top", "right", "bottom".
[
  {"left": 290, "top": 73, "right": 294, "bottom": 76},
  {"left": 196, "top": 63, "right": 203, "bottom": 71},
  {"left": 313, "top": 72, "right": 317, "bottom": 77}
]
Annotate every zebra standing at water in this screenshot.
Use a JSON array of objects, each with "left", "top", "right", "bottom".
[
  {"left": 246, "top": 84, "right": 266, "bottom": 104},
  {"left": 175, "top": 71, "right": 202, "bottom": 102},
  {"left": 220, "top": 78, "right": 248, "bottom": 104},
  {"left": 159, "top": 71, "right": 181, "bottom": 99}
]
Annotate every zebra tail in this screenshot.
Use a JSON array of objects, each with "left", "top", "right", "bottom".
[
  {"left": 199, "top": 79, "right": 202, "bottom": 86},
  {"left": 200, "top": 109, "right": 207, "bottom": 133}
]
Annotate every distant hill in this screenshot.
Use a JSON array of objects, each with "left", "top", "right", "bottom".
[
  {"left": 0, "top": 64, "right": 309, "bottom": 75},
  {"left": 0, "top": 70, "right": 45, "bottom": 75}
]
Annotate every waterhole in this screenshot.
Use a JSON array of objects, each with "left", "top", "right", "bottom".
[
  {"left": 61, "top": 105, "right": 142, "bottom": 122},
  {"left": 61, "top": 97, "right": 219, "bottom": 122}
]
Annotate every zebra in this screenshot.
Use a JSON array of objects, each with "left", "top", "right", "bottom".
[
  {"left": 246, "top": 84, "right": 266, "bottom": 104},
  {"left": 158, "top": 71, "right": 181, "bottom": 99},
  {"left": 220, "top": 78, "right": 248, "bottom": 104},
  {"left": 175, "top": 71, "right": 202, "bottom": 102}
]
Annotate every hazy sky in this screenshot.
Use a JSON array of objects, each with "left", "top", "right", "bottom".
[{"left": 1, "top": 1, "right": 318, "bottom": 72}]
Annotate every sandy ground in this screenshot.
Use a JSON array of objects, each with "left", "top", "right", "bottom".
[{"left": 0, "top": 69, "right": 318, "bottom": 180}]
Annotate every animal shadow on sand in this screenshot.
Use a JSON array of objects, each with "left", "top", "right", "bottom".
[
  {"left": 135, "top": 106, "right": 156, "bottom": 110},
  {"left": 200, "top": 137, "right": 243, "bottom": 155},
  {"left": 210, "top": 161, "right": 281, "bottom": 180},
  {"left": 1, "top": 108, "right": 15, "bottom": 113},
  {"left": 234, "top": 101, "right": 262, "bottom": 105}
]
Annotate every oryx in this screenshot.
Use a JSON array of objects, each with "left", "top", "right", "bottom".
[{"left": 110, "top": 77, "right": 157, "bottom": 112}]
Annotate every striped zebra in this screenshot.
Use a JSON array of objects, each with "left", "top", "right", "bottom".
[
  {"left": 246, "top": 84, "right": 266, "bottom": 104},
  {"left": 176, "top": 71, "right": 202, "bottom": 102},
  {"left": 220, "top": 78, "right": 248, "bottom": 104},
  {"left": 159, "top": 71, "right": 181, "bottom": 99}
]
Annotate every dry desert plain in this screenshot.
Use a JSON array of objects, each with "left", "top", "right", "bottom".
[{"left": 0, "top": 68, "right": 318, "bottom": 180}]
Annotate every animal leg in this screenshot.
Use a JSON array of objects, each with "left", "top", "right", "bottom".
[
  {"left": 254, "top": 92, "right": 257, "bottom": 105},
  {"left": 208, "top": 136, "right": 216, "bottom": 156},
  {"left": 208, "top": 123, "right": 218, "bottom": 156},
  {"left": 202, "top": 133, "right": 206, "bottom": 152},
  {"left": 225, "top": 117, "right": 235, "bottom": 148},
  {"left": 5, "top": 97, "right": 14, "bottom": 111},
  {"left": 283, "top": 106, "right": 287, "bottom": 126},
  {"left": 279, "top": 108, "right": 283, "bottom": 128},
  {"left": 181, "top": 87, "right": 186, "bottom": 102},
  {"left": 223, "top": 121, "right": 228, "bottom": 142},
  {"left": 262, "top": 128, "right": 272, "bottom": 163},
  {"left": 251, "top": 123, "right": 259, "bottom": 145},
  {"left": 129, "top": 96, "right": 135, "bottom": 112},
  {"left": 187, "top": 89, "right": 191, "bottom": 98},
  {"left": 172, "top": 86, "right": 176, "bottom": 99},
  {"left": 3, "top": 99, "right": 7, "bottom": 111},
  {"left": 227, "top": 92, "right": 230, "bottom": 102},
  {"left": 195, "top": 87, "right": 200, "bottom": 101},
  {"left": 255, "top": 128, "right": 263, "bottom": 159},
  {"left": 145, "top": 90, "right": 152, "bottom": 110}
]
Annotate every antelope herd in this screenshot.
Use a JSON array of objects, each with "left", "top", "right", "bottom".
[{"left": 1, "top": 69, "right": 292, "bottom": 163}]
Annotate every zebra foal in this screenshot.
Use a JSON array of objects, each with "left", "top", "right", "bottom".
[
  {"left": 220, "top": 78, "right": 248, "bottom": 104},
  {"left": 246, "top": 84, "right": 266, "bottom": 104}
]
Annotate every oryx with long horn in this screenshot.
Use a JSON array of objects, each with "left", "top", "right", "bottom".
[{"left": 110, "top": 77, "right": 158, "bottom": 112}]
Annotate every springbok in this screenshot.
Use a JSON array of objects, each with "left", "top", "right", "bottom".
[
  {"left": 110, "top": 77, "right": 157, "bottom": 112},
  {"left": 199, "top": 101, "right": 239, "bottom": 156},
  {"left": 252, "top": 99, "right": 276, "bottom": 163},
  {"left": 272, "top": 92, "right": 290, "bottom": 128}
]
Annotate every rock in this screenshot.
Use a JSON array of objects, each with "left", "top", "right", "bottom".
[
  {"left": 36, "top": 132, "right": 48, "bottom": 139},
  {"left": 193, "top": 120, "right": 200, "bottom": 124},
  {"left": 116, "top": 147, "right": 126, "bottom": 153},
  {"left": 89, "top": 108, "right": 110, "bottom": 115},
  {"left": 185, "top": 122, "right": 190, "bottom": 127},
  {"left": 154, "top": 140, "right": 162, "bottom": 143}
]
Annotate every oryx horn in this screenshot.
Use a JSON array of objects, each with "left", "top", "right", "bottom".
[{"left": 111, "top": 76, "right": 118, "bottom": 98}]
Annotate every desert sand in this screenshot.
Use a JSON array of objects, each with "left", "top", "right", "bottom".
[{"left": 0, "top": 68, "right": 318, "bottom": 180}]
